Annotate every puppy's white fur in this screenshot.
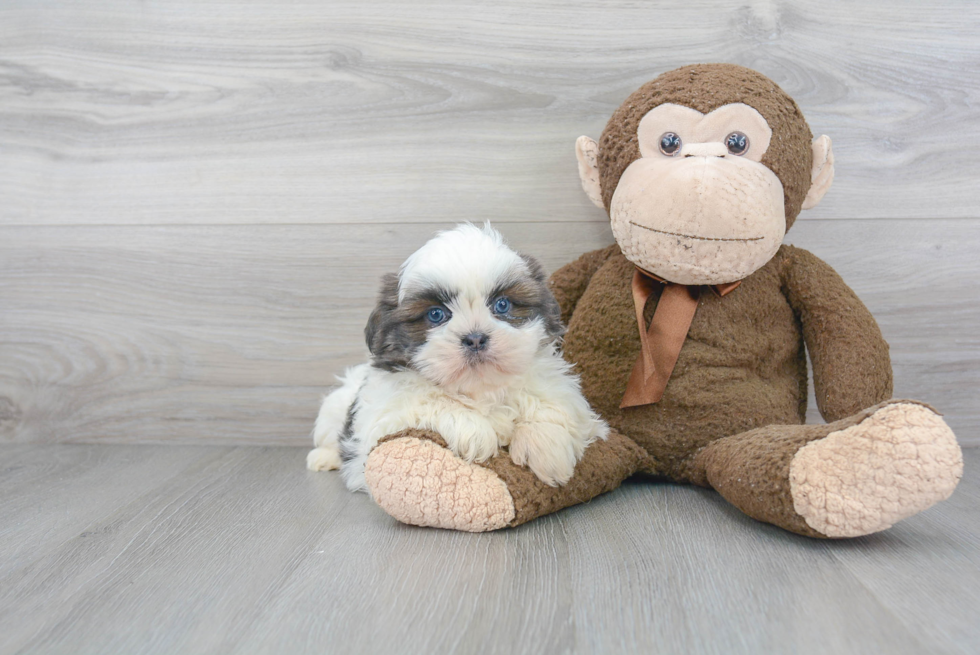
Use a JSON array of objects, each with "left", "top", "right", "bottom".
[{"left": 308, "top": 223, "right": 608, "bottom": 491}]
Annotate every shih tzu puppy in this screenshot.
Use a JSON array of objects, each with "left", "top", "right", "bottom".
[{"left": 307, "top": 223, "right": 608, "bottom": 491}]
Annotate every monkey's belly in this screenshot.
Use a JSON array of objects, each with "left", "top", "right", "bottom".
[{"left": 562, "top": 251, "right": 806, "bottom": 480}]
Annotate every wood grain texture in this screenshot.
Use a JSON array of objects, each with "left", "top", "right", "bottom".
[
  {"left": 0, "top": 444, "right": 977, "bottom": 654},
  {"left": 0, "top": 220, "right": 614, "bottom": 445},
  {"left": 1, "top": 219, "right": 977, "bottom": 446},
  {"left": 1, "top": 0, "right": 978, "bottom": 227},
  {"left": 826, "top": 467, "right": 980, "bottom": 651},
  {"left": 0, "top": 444, "right": 231, "bottom": 579}
]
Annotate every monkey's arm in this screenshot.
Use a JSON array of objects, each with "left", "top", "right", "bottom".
[
  {"left": 782, "top": 245, "right": 893, "bottom": 422},
  {"left": 547, "top": 244, "right": 620, "bottom": 325}
]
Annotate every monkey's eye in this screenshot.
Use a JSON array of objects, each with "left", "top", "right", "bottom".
[
  {"left": 491, "top": 297, "right": 511, "bottom": 315},
  {"left": 426, "top": 307, "right": 450, "bottom": 324},
  {"left": 725, "top": 132, "right": 749, "bottom": 155},
  {"left": 659, "top": 132, "right": 682, "bottom": 156}
]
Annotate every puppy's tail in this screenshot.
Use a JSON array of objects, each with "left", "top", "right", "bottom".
[{"left": 307, "top": 363, "right": 369, "bottom": 472}]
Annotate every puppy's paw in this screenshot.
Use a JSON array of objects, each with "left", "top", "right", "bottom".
[
  {"left": 509, "top": 423, "right": 578, "bottom": 487},
  {"left": 307, "top": 446, "right": 341, "bottom": 471},
  {"left": 439, "top": 411, "right": 499, "bottom": 464}
]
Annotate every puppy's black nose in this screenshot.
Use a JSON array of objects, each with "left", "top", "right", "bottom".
[{"left": 461, "top": 332, "right": 490, "bottom": 352}]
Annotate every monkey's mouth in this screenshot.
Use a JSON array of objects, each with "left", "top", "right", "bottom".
[{"left": 629, "top": 221, "right": 765, "bottom": 243}]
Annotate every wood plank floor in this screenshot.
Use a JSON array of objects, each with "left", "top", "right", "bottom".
[{"left": 1, "top": 444, "right": 977, "bottom": 655}]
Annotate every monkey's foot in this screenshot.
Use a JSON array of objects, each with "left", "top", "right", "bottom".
[
  {"left": 364, "top": 428, "right": 646, "bottom": 532},
  {"left": 790, "top": 401, "right": 963, "bottom": 538},
  {"left": 364, "top": 430, "right": 516, "bottom": 532}
]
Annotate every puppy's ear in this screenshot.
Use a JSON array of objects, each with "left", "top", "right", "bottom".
[
  {"left": 364, "top": 273, "right": 411, "bottom": 370},
  {"left": 520, "top": 254, "right": 564, "bottom": 340}
]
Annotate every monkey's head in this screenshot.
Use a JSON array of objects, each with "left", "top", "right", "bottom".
[{"left": 576, "top": 64, "right": 834, "bottom": 285}]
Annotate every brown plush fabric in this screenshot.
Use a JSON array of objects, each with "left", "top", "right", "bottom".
[
  {"left": 693, "top": 421, "right": 841, "bottom": 538},
  {"left": 548, "top": 244, "right": 621, "bottom": 326},
  {"left": 692, "top": 399, "right": 953, "bottom": 538},
  {"left": 558, "top": 243, "right": 894, "bottom": 484},
  {"left": 782, "top": 245, "right": 893, "bottom": 420},
  {"left": 597, "top": 63, "right": 813, "bottom": 230},
  {"left": 481, "top": 430, "right": 649, "bottom": 527},
  {"left": 561, "top": 246, "right": 800, "bottom": 479},
  {"left": 375, "top": 428, "right": 648, "bottom": 529}
]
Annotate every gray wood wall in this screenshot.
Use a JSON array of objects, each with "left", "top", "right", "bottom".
[{"left": 2, "top": 0, "right": 978, "bottom": 446}]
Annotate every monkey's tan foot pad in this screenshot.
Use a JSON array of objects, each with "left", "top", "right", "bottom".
[
  {"left": 790, "top": 401, "right": 963, "bottom": 538},
  {"left": 364, "top": 430, "right": 516, "bottom": 532},
  {"left": 365, "top": 428, "right": 648, "bottom": 532}
]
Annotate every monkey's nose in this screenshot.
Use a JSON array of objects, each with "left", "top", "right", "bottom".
[
  {"left": 680, "top": 142, "right": 728, "bottom": 158},
  {"left": 461, "top": 332, "right": 490, "bottom": 352}
]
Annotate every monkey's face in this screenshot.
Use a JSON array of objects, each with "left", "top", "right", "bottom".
[
  {"left": 609, "top": 103, "right": 784, "bottom": 285},
  {"left": 576, "top": 64, "right": 834, "bottom": 287}
]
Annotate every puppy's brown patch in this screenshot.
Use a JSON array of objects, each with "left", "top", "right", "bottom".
[
  {"left": 365, "top": 252, "right": 562, "bottom": 372},
  {"left": 365, "top": 274, "right": 429, "bottom": 371},
  {"left": 489, "top": 255, "right": 562, "bottom": 339},
  {"left": 366, "top": 277, "right": 459, "bottom": 371}
]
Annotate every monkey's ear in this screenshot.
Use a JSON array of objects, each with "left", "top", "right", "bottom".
[
  {"left": 801, "top": 135, "right": 834, "bottom": 210},
  {"left": 575, "top": 136, "right": 604, "bottom": 209}
]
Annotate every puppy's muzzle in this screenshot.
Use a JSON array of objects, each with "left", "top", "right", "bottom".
[{"left": 461, "top": 332, "right": 490, "bottom": 353}]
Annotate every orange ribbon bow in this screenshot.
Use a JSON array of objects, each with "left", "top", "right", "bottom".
[{"left": 620, "top": 268, "right": 741, "bottom": 409}]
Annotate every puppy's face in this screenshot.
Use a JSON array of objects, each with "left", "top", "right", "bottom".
[{"left": 365, "top": 225, "right": 562, "bottom": 396}]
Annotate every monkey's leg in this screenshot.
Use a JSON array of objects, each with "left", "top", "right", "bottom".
[
  {"left": 692, "top": 399, "right": 963, "bottom": 538},
  {"left": 363, "top": 428, "right": 648, "bottom": 532}
]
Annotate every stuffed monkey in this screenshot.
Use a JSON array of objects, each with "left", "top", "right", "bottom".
[{"left": 362, "top": 64, "right": 963, "bottom": 538}]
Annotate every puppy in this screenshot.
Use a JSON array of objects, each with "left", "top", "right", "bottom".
[{"left": 307, "top": 223, "right": 608, "bottom": 491}]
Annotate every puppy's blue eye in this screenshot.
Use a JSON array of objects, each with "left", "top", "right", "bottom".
[
  {"left": 426, "top": 307, "right": 447, "bottom": 324},
  {"left": 492, "top": 297, "right": 511, "bottom": 315}
]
